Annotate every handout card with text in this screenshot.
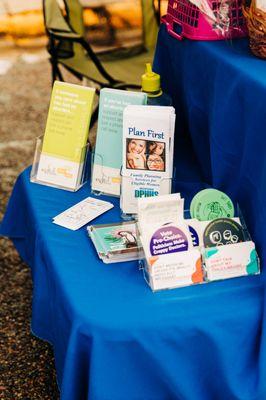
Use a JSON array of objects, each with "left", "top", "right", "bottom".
[
  {"left": 53, "top": 197, "right": 114, "bottom": 230},
  {"left": 36, "top": 81, "right": 95, "bottom": 189},
  {"left": 91, "top": 88, "right": 147, "bottom": 196}
]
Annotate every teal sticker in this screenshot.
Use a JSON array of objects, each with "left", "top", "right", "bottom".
[
  {"left": 246, "top": 249, "right": 259, "bottom": 275},
  {"left": 205, "top": 248, "right": 219, "bottom": 259}
]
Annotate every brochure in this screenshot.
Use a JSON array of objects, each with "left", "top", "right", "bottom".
[
  {"left": 91, "top": 88, "right": 147, "bottom": 196},
  {"left": 121, "top": 105, "right": 176, "bottom": 215},
  {"left": 36, "top": 81, "right": 95, "bottom": 189}
]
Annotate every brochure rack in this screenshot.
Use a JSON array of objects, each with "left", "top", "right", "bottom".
[
  {"left": 30, "top": 135, "right": 91, "bottom": 192},
  {"left": 138, "top": 207, "right": 260, "bottom": 292},
  {"left": 90, "top": 151, "right": 121, "bottom": 198}
]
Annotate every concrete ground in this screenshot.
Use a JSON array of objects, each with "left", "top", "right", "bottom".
[{"left": 0, "top": 38, "right": 82, "bottom": 399}]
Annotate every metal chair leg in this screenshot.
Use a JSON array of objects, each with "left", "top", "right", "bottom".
[
  {"left": 55, "top": 64, "right": 64, "bottom": 81},
  {"left": 50, "top": 58, "right": 57, "bottom": 84}
]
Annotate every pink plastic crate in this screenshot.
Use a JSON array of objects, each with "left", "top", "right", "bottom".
[{"left": 162, "top": 0, "right": 247, "bottom": 40}]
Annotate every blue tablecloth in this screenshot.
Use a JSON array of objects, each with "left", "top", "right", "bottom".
[
  {"left": 1, "top": 25, "right": 266, "bottom": 400},
  {"left": 154, "top": 24, "right": 266, "bottom": 263},
  {"left": 1, "top": 167, "right": 266, "bottom": 400}
]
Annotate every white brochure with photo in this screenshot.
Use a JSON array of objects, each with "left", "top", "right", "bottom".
[{"left": 121, "top": 105, "right": 176, "bottom": 215}]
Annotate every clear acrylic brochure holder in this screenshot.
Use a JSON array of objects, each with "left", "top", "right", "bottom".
[
  {"left": 30, "top": 135, "right": 91, "bottom": 192},
  {"left": 138, "top": 206, "right": 260, "bottom": 292},
  {"left": 90, "top": 151, "right": 121, "bottom": 198}
]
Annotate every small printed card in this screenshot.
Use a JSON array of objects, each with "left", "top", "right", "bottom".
[
  {"left": 203, "top": 241, "right": 259, "bottom": 282},
  {"left": 146, "top": 249, "right": 203, "bottom": 291},
  {"left": 36, "top": 81, "right": 95, "bottom": 190},
  {"left": 53, "top": 197, "right": 113, "bottom": 230}
]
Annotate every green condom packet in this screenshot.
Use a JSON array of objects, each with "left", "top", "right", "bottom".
[{"left": 190, "top": 188, "right": 234, "bottom": 221}]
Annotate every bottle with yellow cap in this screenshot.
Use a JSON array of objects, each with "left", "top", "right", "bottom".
[{"left": 141, "top": 63, "right": 172, "bottom": 106}]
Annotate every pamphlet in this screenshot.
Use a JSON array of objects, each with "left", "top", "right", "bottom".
[
  {"left": 91, "top": 88, "right": 147, "bottom": 196},
  {"left": 121, "top": 105, "right": 176, "bottom": 215},
  {"left": 36, "top": 81, "right": 95, "bottom": 189},
  {"left": 53, "top": 197, "right": 113, "bottom": 230}
]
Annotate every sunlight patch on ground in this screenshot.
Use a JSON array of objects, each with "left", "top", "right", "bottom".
[
  {"left": 0, "top": 140, "right": 34, "bottom": 150},
  {"left": 0, "top": 59, "right": 13, "bottom": 75}
]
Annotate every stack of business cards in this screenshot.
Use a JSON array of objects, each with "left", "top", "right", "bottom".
[
  {"left": 53, "top": 197, "right": 114, "bottom": 230},
  {"left": 137, "top": 194, "right": 204, "bottom": 291},
  {"left": 88, "top": 221, "right": 143, "bottom": 263}
]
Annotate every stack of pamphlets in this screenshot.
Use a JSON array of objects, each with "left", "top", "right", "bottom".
[
  {"left": 91, "top": 88, "right": 147, "bottom": 196},
  {"left": 121, "top": 105, "right": 176, "bottom": 215},
  {"left": 88, "top": 221, "right": 143, "bottom": 263},
  {"left": 36, "top": 81, "right": 95, "bottom": 190}
]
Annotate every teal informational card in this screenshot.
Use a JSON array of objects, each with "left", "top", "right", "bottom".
[{"left": 92, "top": 88, "right": 147, "bottom": 196}]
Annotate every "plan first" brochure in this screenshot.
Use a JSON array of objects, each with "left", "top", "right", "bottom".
[{"left": 121, "top": 105, "right": 176, "bottom": 215}]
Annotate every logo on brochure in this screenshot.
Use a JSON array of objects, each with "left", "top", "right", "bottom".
[
  {"left": 57, "top": 167, "right": 73, "bottom": 179},
  {"left": 134, "top": 188, "right": 159, "bottom": 198},
  {"left": 95, "top": 175, "right": 112, "bottom": 186}
]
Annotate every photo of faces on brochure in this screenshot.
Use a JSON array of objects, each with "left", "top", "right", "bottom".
[{"left": 126, "top": 139, "right": 165, "bottom": 172}]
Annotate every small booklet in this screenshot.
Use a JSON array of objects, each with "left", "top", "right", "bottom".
[
  {"left": 88, "top": 221, "right": 143, "bottom": 263},
  {"left": 53, "top": 197, "right": 113, "bottom": 230},
  {"left": 91, "top": 88, "right": 147, "bottom": 196},
  {"left": 121, "top": 105, "right": 176, "bottom": 215},
  {"left": 36, "top": 81, "right": 95, "bottom": 190}
]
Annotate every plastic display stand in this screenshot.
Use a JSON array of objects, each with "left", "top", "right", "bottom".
[{"left": 30, "top": 135, "right": 91, "bottom": 192}]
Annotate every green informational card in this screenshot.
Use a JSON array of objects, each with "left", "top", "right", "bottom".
[{"left": 42, "top": 81, "right": 95, "bottom": 162}]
